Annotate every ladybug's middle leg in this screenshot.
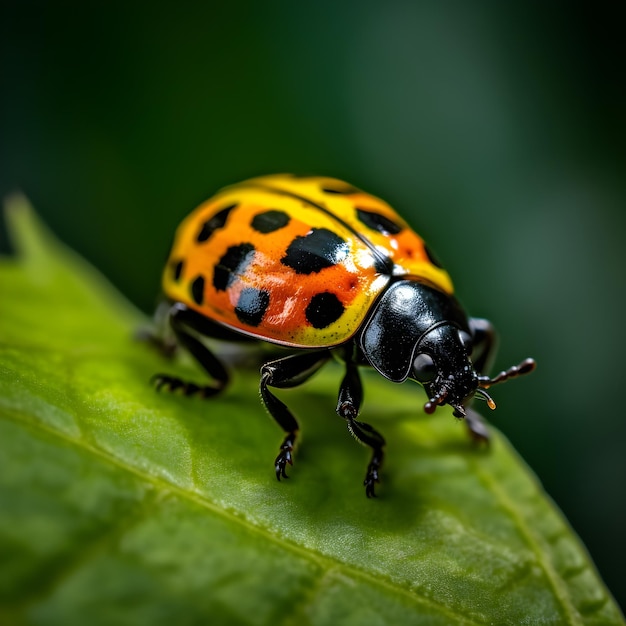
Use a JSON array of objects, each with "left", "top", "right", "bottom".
[
  {"left": 259, "top": 351, "right": 331, "bottom": 481},
  {"left": 336, "top": 361, "right": 386, "bottom": 498}
]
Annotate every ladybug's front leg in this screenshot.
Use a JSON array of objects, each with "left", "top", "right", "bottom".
[
  {"left": 462, "top": 408, "right": 490, "bottom": 445},
  {"left": 336, "top": 361, "right": 386, "bottom": 498},
  {"left": 259, "top": 351, "right": 330, "bottom": 481},
  {"left": 464, "top": 317, "right": 498, "bottom": 444},
  {"left": 469, "top": 317, "right": 497, "bottom": 376}
]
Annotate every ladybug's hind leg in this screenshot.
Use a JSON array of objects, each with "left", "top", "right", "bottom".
[
  {"left": 152, "top": 303, "right": 231, "bottom": 398},
  {"left": 259, "top": 351, "right": 331, "bottom": 481},
  {"left": 336, "top": 361, "right": 385, "bottom": 497},
  {"left": 137, "top": 301, "right": 179, "bottom": 359}
]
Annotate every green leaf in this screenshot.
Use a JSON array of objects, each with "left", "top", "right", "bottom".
[{"left": 0, "top": 195, "right": 623, "bottom": 626}]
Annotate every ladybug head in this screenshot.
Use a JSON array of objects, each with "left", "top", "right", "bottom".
[
  {"left": 360, "top": 279, "right": 536, "bottom": 416},
  {"left": 412, "top": 324, "right": 481, "bottom": 416},
  {"left": 413, "top": 324, "right": 537, "bottom": 416},
  {"left": 412, "top": 324, "right": 536, "bottom": 416}
]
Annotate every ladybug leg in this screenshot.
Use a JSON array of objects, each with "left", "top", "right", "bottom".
[
  {"left": 468, "top": 317, "right": 497, "bottom": 376},
  {"left": 336, "top": 362, "right": 386, "bottom": 498},
  {"left": 137, "top": 301, "right": 178, "bottom": 358},
  {"left": 464, "top": 318, "right": 498, "bottom": 444},
  {"left": 463, "top": 407, "right": 490, "bottom": 445},
  {"left": 259, "top": 351, "right": 331, "bottom": 481},
  {"left": 152, "top": 303, "right": 230, "bottom": 398}
]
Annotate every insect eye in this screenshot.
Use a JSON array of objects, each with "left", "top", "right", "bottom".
[
  {"left": 413, "top": 353, "right": 437, "bottom": 383},
  {"left": 458, "top": 330, "right": 472, "bottom": 354}
]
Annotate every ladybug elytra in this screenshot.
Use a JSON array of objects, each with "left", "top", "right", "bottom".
[{"left": 152, "top": 174, "right": 535, "bottom": 497}]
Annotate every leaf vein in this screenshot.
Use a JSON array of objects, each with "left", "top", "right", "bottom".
[{"left": 468, "top": 449, "right": 585, "bottom": 625}]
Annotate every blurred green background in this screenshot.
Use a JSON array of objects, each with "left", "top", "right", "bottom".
[{"left": 1, "top": 0, "right": 624, "bottom": 609}]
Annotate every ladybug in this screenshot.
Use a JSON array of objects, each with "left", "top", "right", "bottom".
[{"left": 152, "top": 174, "right": 535, "bottom": 497}]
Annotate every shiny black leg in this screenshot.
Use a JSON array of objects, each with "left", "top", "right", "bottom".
[
  {"left": 152, "top": 303, "right": 230, "bottom": 397},
  {"left": 463, "top": 407, "right": 490, "bottom": 445},
  {"left": 463, "top": 317, "right": 499, "bottom": 443},
  {"left": 468, "top": 317, "right": 497, "bottom": 376},
  {"left": 336, "top": 361, "right": 385, "bottom": 497},
  {"left": 259, "top": 351, "right": 331, "bottom": 480}
]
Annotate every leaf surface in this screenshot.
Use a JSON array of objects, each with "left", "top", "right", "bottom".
[{"left": 0, "top": 196, "right": 623, "bottom": 625}]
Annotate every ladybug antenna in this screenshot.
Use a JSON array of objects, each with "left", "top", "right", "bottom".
[
  {"left": 478, "top": 358, "right": 536, "bottom": 390},
  {"left": 424, "top": 387, "right": 448, "bottom": 415},
  {"left": 475, "top": 388, "right": 497, "bottom": 410}
]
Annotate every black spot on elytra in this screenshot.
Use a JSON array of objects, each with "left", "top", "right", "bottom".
[
  {"left": 251, "top": 210, "right": 290, "bottom": 234},
  {"left": 171, "top": 259, "right": 184, "bottom": 282},
  {"left": 190, "top": 275, "right": 205, "bottom": 305},
  {"left": 305, "top": 292, "right": 345, "bottom": 329},
  {"left": 356, "top": 208, "right": 403, "bottom": 235},
  {"left": 196, "top": 204, "right": 237, "bottom": 242},
  {"left": 321, "top": 183, "right": 360, "bottom": 195},
  {"left": 213, "top": 243, "right": 256, "bottom": 291},
  {"left": 281, "top": 228, "right": 348, "bottom": 275},
  {"left": 424, "top": 244, "right": 444, "bottom": 269},
  {"left": 235, "top": 287, "right": 270, "bottom": 327}
]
